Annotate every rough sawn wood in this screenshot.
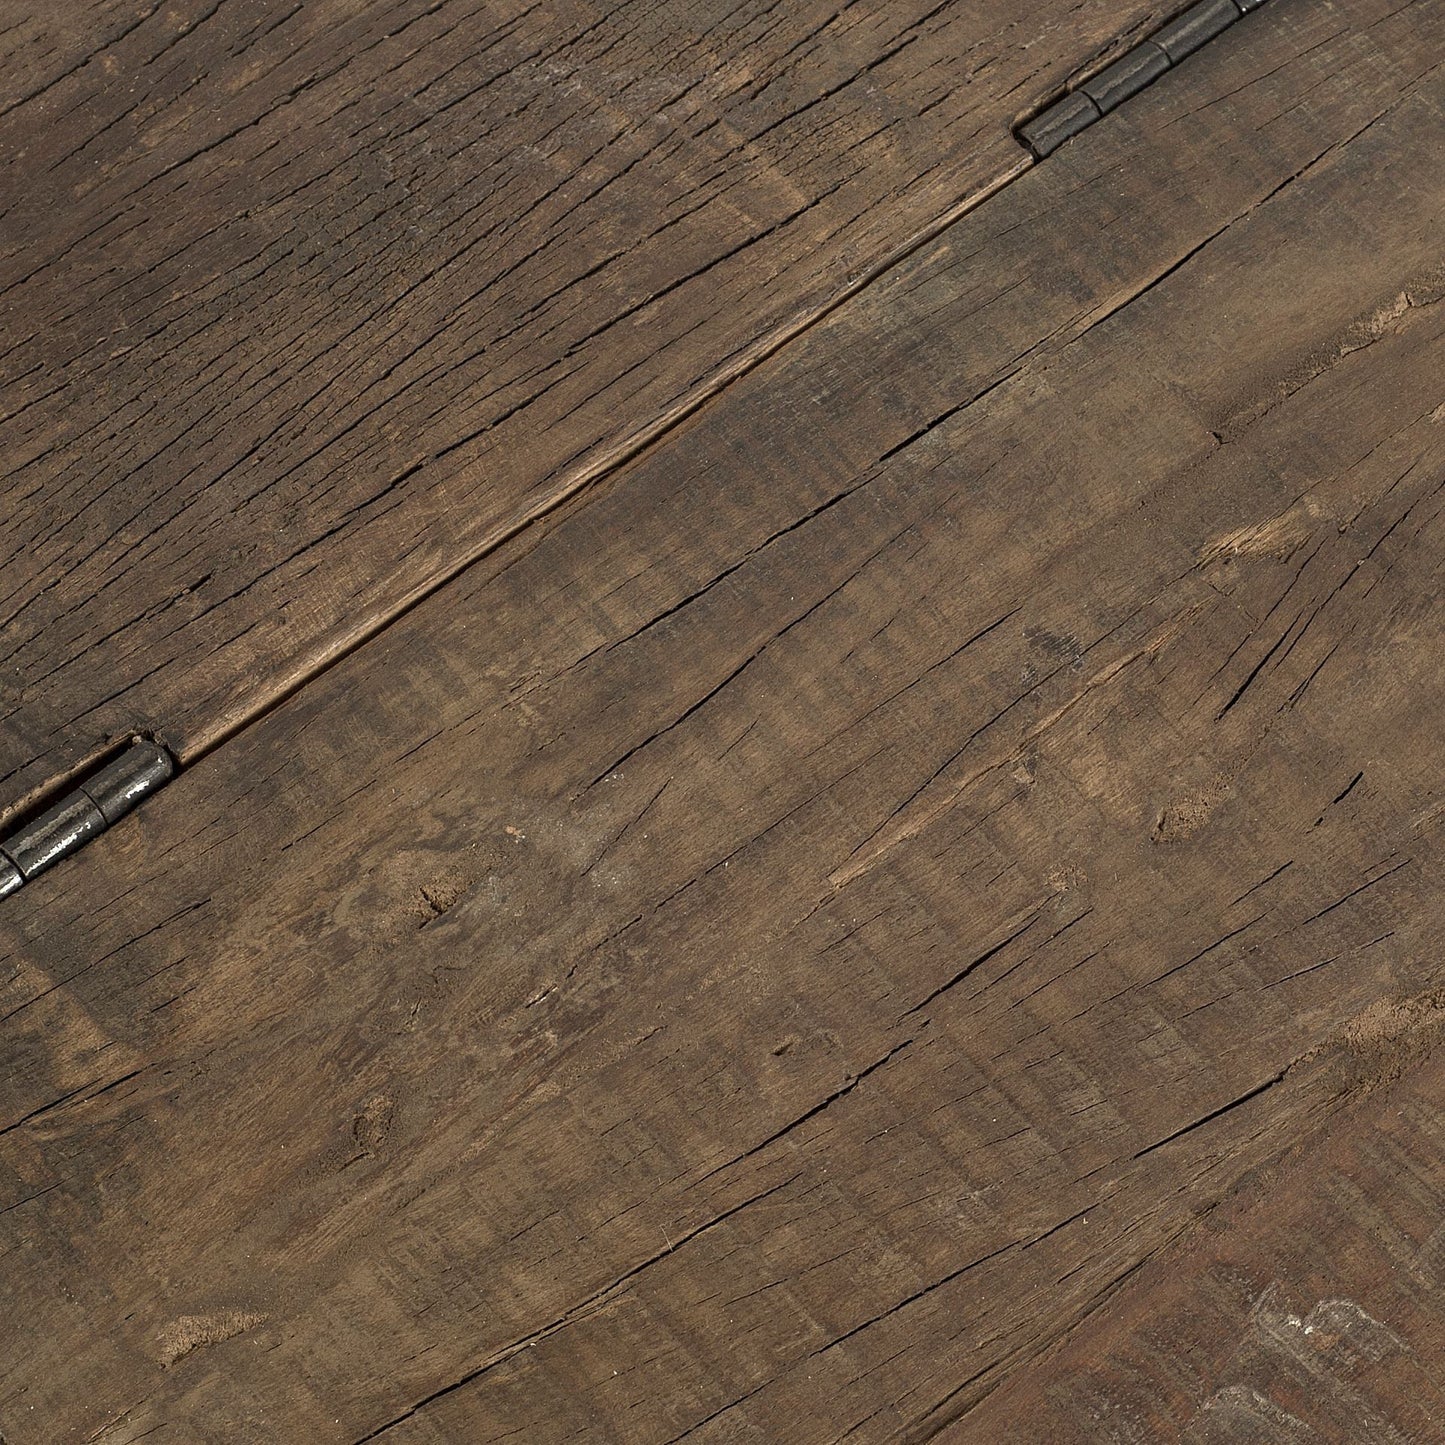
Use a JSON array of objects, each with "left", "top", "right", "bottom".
[
  {"left": 1, "top": 0, "right": 1443, "bottom": 1441},
  {"left": 0, "top": 0, "right": 1176, "bottom": 817}
]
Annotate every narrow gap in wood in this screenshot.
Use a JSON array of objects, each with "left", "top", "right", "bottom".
[
  {"left": 175, "top": 153, "right": 1031, "bottom": 772},
  {"left": 0, "top": 2, "right": 1267, "bottom": 850}
]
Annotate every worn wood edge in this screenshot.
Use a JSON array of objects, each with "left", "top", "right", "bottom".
[
  {"left": 7, "top": 0, "right": 1124, "bottom": 819},
  {"left": 171, "top": 153, "right": 1033, "bottom": 774},
  {"left": 0, "top": 0, "right": 1231, "bottom": 815},
  {"left": 0, "top": 154, "right": 1034, "bottom": 836}
]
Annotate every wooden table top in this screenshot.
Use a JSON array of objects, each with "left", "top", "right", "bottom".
[{"left": 2, "top": 1, "right": 1443, "bottom": 1440}]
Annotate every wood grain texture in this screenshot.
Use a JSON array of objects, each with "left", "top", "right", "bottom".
[
  {"left": 2, "top": 0, "right": 1444, "bottom": 1440},
  {"left": 943, "top": 1040, "right": 1445, "bottom": 1443},
  {"left": 0, "top": 0, "right": 1177, "bottom": 818}
]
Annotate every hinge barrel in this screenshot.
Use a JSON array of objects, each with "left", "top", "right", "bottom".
[{"left": 0, "top": 740, "right": 175, "bottom": 896}]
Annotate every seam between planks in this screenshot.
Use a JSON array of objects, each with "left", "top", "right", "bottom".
[
  {"left": 174, "top": 0, "right": 1275, "bottom": 780},
  {"left": 172, "top": 150, "right": 1028, "bottom": 768},
  {"left": 0, "top": 0, "right": 1267, "bottom": 876}
]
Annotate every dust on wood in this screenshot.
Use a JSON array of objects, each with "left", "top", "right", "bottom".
[{"left": 950, "top": 1047, "right": 1445, "bottom": 1442}]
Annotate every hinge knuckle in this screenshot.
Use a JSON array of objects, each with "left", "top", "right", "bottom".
[
  {"left": 1017, "top": 0, "right": 1267, "bottom": 158},
  {"left": 81, "top": 741, "right": 176, "bottom": 825},
  {"left": 0, "top": 739, "right": 176, "bottom": 896}
]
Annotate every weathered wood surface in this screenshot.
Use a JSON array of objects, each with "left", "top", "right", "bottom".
[
  {"left": 3, "top": 0, "right": 1445, "bottom": 1440},
  {"left": 0, "top": 0, "right": 1177, "bottom": 819},
  {"left": 946, "top": 1041, "right": 1445, "bottom": 1443}
]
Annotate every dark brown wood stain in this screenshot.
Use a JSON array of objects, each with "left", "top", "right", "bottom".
[{"left": 1, "top": 1, "right": 1443, "bottom": 1442}]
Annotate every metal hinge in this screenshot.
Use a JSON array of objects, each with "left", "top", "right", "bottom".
[
  {"left": 0, "top": 740, "right": 175, "bottom": 899},
  {"left": 1018, "top": 0, "right": 1270, "bottom": 158}
]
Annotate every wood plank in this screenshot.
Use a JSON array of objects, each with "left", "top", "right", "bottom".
[
  {"left": 0, "top": 0, "right": 1176, "bottom": 817},
  {"left": 942, "top": 1040, "right": 1445, "bottom": 1442},
  {"left": 3, "top": 0, "right": 1444, "bottom": 1439}
]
